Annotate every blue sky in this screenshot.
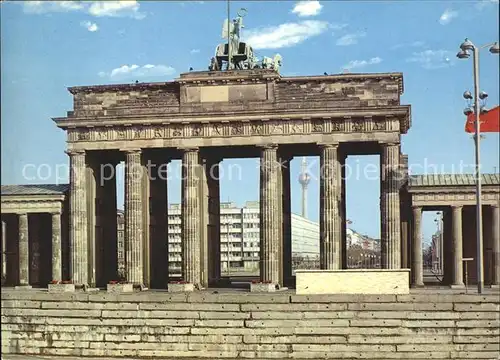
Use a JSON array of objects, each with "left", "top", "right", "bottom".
[{"left": 1, "top": 0, "right": 499, "bottom": 244}]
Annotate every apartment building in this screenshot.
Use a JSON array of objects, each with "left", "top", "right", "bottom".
[{"left": 117, "top": 201, "right": 320, "bottom": 277}]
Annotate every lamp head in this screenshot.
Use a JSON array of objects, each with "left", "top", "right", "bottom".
[
  {"left": 464, "top": 107, "right": 473, "bottom": 116},
  {"left": 456, "top": 50, "right": 470, "bottom": 59},
  {"left": 480, "top": 107, "right": 489, "bottom": 115},
  {"left": 460, "top": 38, "right": 474, "bottom": 51},
  {"left": 489, "top": 42, "right": 500, "bottom": 54},
  {"left": 479, "top": 91, "right": 488, "bottom": 100},
  {"left": 463, "top": 90, "right": 473, "bottom": 100}
]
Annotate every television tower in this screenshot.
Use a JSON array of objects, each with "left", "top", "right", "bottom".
[{"left": 298, "top": 157, "right": 311, "bottom": 219}]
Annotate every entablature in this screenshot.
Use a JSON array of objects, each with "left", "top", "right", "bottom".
[
  {"left": 1, "top": 195, "right": 64, "bottom": 214},
  {"left": 61, "top": 108, "right": 408, "bottom": 144}
]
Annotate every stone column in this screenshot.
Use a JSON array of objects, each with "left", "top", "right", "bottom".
[
  {"left": 260, "top": 145, "right": 281, "bottom": 284},
  {"left": 206, "top": 157, "right": 221, "bottom": 286},
  {"left": 282, "top": 156, "right": 292, "bottom": 286},
  {"left": 1, "top": 220, "right": 6, "bottom": 284},
  {"left": 380, "top": 142, "right": 401, "bottom": 269},
  {"left": 141, "top": 154, "right": 151, "bottom": 287},
  {"left": 451, "top": 205, "right": 464, "bottom": 288},
  {"left": 67, "top": 150, "right": 88, "bottom": 285},
  {"left": 442, "top": 209, "right": 453, "bottom": 285},
  {"left": 51, "top": 212, "right": 62, "bottom": 282},
  {"left": 399, "top": 154, "right": 410, "bottom": 269},
  {"left": 276, "top": 154, "right": 283, "bottom": 284},
  {"left": 491, "top": 205, "right": 500, "bottom": 288},
  {"left": 411, "top": 206, "right": 424, "bottom": 287},
  {"left": 181, "top": 148, "right": 201, "bottom": 286},
  {"left": 18, "top": 213, "right": 29, "bottom": 286},
  {"left": 198, "top": 157, "right": 209, "bottom": 288},
  {"left": 124, "top": 149, "right": 144, "bottom": 285},
  {"left": 319, "top": 143, "right": 341, "bottom": 269},
  {"left": 340, "top": 151, "right": 347, "bottom": 269}
]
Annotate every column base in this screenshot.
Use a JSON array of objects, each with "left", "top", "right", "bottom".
[
  {"left": 411, "top": 283, "right": 425, "bottom": 288},
  {"left": 450, "top": 284, "right": 465, "bottom": 289},
  {"left": 489, "top": 284, "right": 500, "bottom": 289},
  {"left": 250, "top": 282, "right": 278, "bottom": 292},
  {"left": 107, "top": 283, "right": 134, "bottom": 293},
  {"left": 48, "top": 283, "right": 76, "bottom": 293},
  {"left": 168, "top": 282, "right": 195, "bottom": 292},
  {"left": 14, "top": 285, "right": 32, "bottom": 290}
]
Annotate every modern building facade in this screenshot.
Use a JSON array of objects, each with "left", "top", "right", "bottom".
[{"left": 116, "top": 201, "right": 320, "bottom": 277}]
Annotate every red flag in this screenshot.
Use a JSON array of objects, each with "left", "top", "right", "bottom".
[{"left": 465, "top": 106, "right": 500, "bottom": 133}]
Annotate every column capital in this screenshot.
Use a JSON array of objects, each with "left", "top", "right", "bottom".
[
  {"left": 121, "top": 148, "right": 142, "bottom": 154},
  {"left": 491, "top": 204, "right": 500, "bottom": 210},
  {"left": 260, "top": 144, "right": 278, "bottom": 151},
  {"left": 65, "top": 149, "right": 85, "bottom": 156},
  {"left": 318, "top": 142, "right": 339, "bottom": 149},
  {"left": 51, "top": 211, "right": 62, "bottom": 216},
  {"left": 412, "top": 205, "right": 422, "bottom": 211},
  {"left": 178, "top": 147, "right": 199, "bottom": 152},
  {"left": 380, "top": 141, "right": 400, "bottom": 147},
  {"left": 451, "top": 204, "right": 463, "bottom": 210}
]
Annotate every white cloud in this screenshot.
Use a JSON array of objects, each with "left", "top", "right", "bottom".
[
  {"left": 439, "top": 8, "right": 458, "bottom": 25},
  {"left": 336, "top": 32, "right": 366, "bottom": 46},
  {"left": 406, "top": 50, "right": 454, "bottom": 69},
  {"left": 22, "top": 0, "right": 145, "bottom": 19},
  {"left": 245, "top": 20, "right": 329, "bottom": 50},
  {"left": 291, "top": 1, "right": 323, "bottom": 17},
  {"left": 88, "top": 1, "right": 144, "bottom": 19},
  {"left": 330, "top": 23, "right": 348, "bottom": 32},
  {"left": 391, "top": 41, "right": 425, "bottom": 50},
  {"left": 190, "top": 49, "right": 200, "bottom": 54},
  {"left": 23, "top": 1, "right": 85, "bottom": 14},
  {"left": 475, "top": 0, "right": 499, "bottom": 10},
  {"left": 342, "top": 57, "right": 382, "bottom": 70},
  {"left": 80, "top": 21, "right": 98, "bottom": 32},
  {"left": 98, "top": 64, "right": 176, "bottom": 80}
]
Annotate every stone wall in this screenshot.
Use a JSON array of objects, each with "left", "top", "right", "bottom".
[
  {"left": 70, "top": 84, "right": 181, "bottom": 118},
  {"left": 275, "top": 79, "right": 400, "bottom": 108},
  {"left": 1, "top": 290, "right": 499, "bottom": 359},
  {"left": 67, "top": 73, "right": 403, "bottom": 119}
]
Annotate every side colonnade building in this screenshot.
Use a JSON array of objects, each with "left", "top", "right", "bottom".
[{"left": 1, "top": 69, "right": 499, "bottom": 289}]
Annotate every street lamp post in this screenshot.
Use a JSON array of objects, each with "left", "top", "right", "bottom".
[{"left": 457, "top": 39, "right": 499, "bottom": 294}]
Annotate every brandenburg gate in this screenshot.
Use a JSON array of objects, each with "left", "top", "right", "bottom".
[{"left": 51, "top": 69, "right": 410, "bottom": 289}]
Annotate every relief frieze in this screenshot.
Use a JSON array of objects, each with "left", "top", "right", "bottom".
[
  {"left": 251, "top": 122, "right": 263, "bottom": 135},
  {"left": 373, "top": 121, "right": 386, "bottom": 131},
  {"left": 212, "top": 123, "right": 223, "bottom": 136},
  {"left": 332, "top": 121, "right": 342, "bottom": 132},
  {"left": 289, "top": 120, "right": 303, "bottom": 134},
  {"left": 172, "top": 126, "right": 183, "bottom": 137},
  {"left": 270, "top": 121, "right": 284, "bottom": 135},
  {"left": 311, "top": 120, "right": 323, "bottom": 133},
  {"left": 153, "top": 127, "right": 165, "bottom": 138},
  {"left": 192, "top": 125, "right": 203, "bottom": 137},
  {"left": 132, "top": 127, "right": 145, "bottom": 139},
  {"left": 231, "top": 123, "right": 244, "bottom": 136},
  {"left": 77, "top": 130, "right": 90, "bottom": 141},
  {"left": 352, "top": 119, "right": 364, "bottom": 132},
  {"left": 95, "top": 129, "right": 108, "bottom": 141},
  {"left": 69, "top": 115, "right": 394, "bottom": 142},
  {"left": 117, "top": 128, "right": 126, "bottom": 139}
]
